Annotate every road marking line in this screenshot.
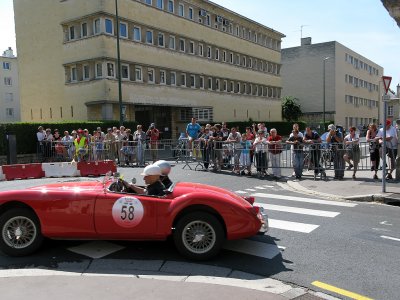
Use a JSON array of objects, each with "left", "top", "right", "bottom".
[
  {"left": 269, "top": 219, "right": 319, "bottom": 233},
  {"left": 224, "top": 239, "right": 285, "bottom": 259},
  {"left": 67, "top": 241, "right": 125, "bottom": 259},
  {"left": 235, "top": 190, "right": 247, "bottom": 194},
  {"left": 381, "top": 235, "right": 400, "bottom": 242},
  {"left": 263, "top": 185, "right": 274, "bottom": 188},
  {"left": 245, "top": 188, "right": 256, "bottom": 191},
  {"left": 252, "top": 193, "right": 357, "bottom": 207},
  {"left": 312, "top": 281, "right": 374, "bottom": 300},
  {"left": 254, "top": 186, "right": 267, "bottom": 189},
  {"left": 255, "top": 202, "right": 340, "bottom": 218}
]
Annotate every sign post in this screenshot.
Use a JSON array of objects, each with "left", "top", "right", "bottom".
[{"left": 381, "top": 76, "right": 392, "bottom": 193}]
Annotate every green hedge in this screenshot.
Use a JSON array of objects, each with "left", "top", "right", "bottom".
[{"left": 0, "top": 121, "right": 137, "bottom": 156}]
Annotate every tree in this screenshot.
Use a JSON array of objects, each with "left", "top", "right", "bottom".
[{"left": 282, "top": 96, "right": 302, "bottom": 122}]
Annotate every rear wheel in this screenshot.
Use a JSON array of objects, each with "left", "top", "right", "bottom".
[
  {"left": 0, "top": 208, "right": 43, "bottom": 256},
  {"left": 173, "top": 212, "right": 225, "bottom": 260}
]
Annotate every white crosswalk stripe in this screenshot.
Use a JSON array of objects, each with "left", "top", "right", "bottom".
[
  {"left": 255, "top": 202, "right": 340, "bottom": 218},
  {"left": 245, "top": 188, "right": 256, "bottom": 192},
  {"left": 269, "top": 219, "right": 319, "bottom": 233},
  {"left": 235, "top": 190, "right": 247, "bottom": 194},
  {"left": 252, "top": 193, "right": 357, "bottom": 207},
  {"left": 254, "top": 186, "right": 267, "bottom": 190}
]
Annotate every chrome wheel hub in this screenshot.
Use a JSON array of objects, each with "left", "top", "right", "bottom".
[
  {"left": 2, "top": 216, "right": 37, "bottom": 249},
  {"left": 182, "top": 220, "right": 216, "bottom": 254}
]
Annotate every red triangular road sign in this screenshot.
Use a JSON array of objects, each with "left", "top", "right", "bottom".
[{"left": 382, "top": 76, "right": 392, "bottom": 94}]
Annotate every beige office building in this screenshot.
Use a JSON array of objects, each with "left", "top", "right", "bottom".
[
  {"left": 14, "top": 0, "right": 285, "bottom": 137},
  {"left": 281, "top": 38, "right": 383, "bottom": 129},
  {"left": 0, "top": 47, "right": 20, "bottom": 123}
]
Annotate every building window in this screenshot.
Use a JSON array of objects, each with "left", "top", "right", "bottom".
[
  {"left": 135, "top": 66, "right": 142, "bottom": 81},
  {"left": 160, "top": 70, "right": 166, "bottom": 84},
  {"left": 198, "top": 44, "right": 203, "bottom": 56},
  {"left": 180, "top": 73, "right": 186, "bottom": 87},
  {"left": 156, "top": 0, "right": 163, "bottom": 9},
  {"left": 3, "top": 62, "right": 11, "bottom": 70},
  {"left": 5, "top": 93, "right": 13, "bottom": 101},
  {"left": 107, "top": 63, "right": 115, "bottom": 77},
  {"left": 168, "top": 0, "right": 174, "bottom": 12},
  {"left": 206, "top": 14, "right": 211, "bottom": 26},
  {"left": 169, "top": 36, "right": 175, "bottom": 49},
  {"left": 188, "top": 7, "right": 193, "bottom": 20},
  {"left": 146, "top": 30, "right": 153, "bottom": 44},
  {"left": 158, "top": 33, "right": 165, "bottom": 47},
  {"left": 190, "top": 75, "right": 195, "bottom": 88},
  {"left": 207, "top": 46, "right": 211, "bottom": 59},
  {"left": 148, "top": 68, "right": 155, "bottom": 83},
  {"left": 94, "top": 18, "right": 101, "bottom": 34},
  {"left": 70, "top": 68, "right": 77, "bottom": 82},
  {"left": 208, "top": 78, "right": 212, "bottom": 90},
  {"left": 121, "top": 64, "right": 129, "bottom": 79},
  {"left": 120, "top": 22, "right": 128, "bottom": 38},
  {"left": 223, "top": 80, "right": 227, "bottom": 92},
  {"left": 199, "top": 76, "right": 204, "bottom": 89},
  {"left": 50, "top": 107, "right": 53, "bottom": 119},
  {"left": 236, "top": 26, "right": 239, "bottom": 36},
  {"left": 145, "top": 0, "right": 152, "bottom": 4},
  {"left": 133, "top": 27, "right": 141, "bottom": 41},
  {"left": 170, "top": 71, "right": 176, "bottom": 85},
  {"left": 60, "top": 107, "right": 63, "bottom": 118},
  {"left": 236, "top": 82, "right": 240, "bottom": 93},
  {"left": 230, "top": 53, "right": 233, "bottom": 64},
  {"left": 69, "top": 26, "right": 75, "bottom": 40},
  {"left": 81, "top": 22, "right": 88, "bottom": 37},
  {"left": 222, "top": 51, "right": 226, "bottom": 62},
  {"left": 242, "top": 56, "right": 246, "bottom": 66},
  {"left": 236, "top": 54, "right": 240, "bottom": 65},
  {"left": 388, "top": 105, "right": 394, "bottom": 116},
  {"left": 96, "top": 62, "right": 103, "bottom": 78},
  {"left": 230, "top": 81, "right": 234, "bottom": 92},
  {"left": 215, "top": 79, "right": 220, "bottom": 90},
  {"left": 189, "top": 41, "right": 194, "bottom": 54},
  {"left": 178, "top": 4, "right": 184, "bottom": 17},
  {"left": 249, "top": 58, "right": 252, "bottom": 68},
  {"left": 105, "top": 18, "right": 113, "bottom": 34},
  {"left": 5, "top": 108, "right": 14, "bottom": 117},
  {"left": 83, "top": 64, "right": 90, "bottom": 80},
  {"left": 179, "top": 38, "right": 185, "bottom": 52},
  {"left": 215, "top": 49, "right": 219, "bottom": 60}
]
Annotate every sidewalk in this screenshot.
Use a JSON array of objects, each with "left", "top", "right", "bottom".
[{"left": 283, "top": 168, "right": 400, "bottom": 203}]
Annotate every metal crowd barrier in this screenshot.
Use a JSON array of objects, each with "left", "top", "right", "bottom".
[{"left": 35, "top": 140, "right": 387, "bottom": 176}]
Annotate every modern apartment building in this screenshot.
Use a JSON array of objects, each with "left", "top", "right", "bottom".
[
  {"left": 281, "top": 38, "right": 383, "bottom": 129},
  {"left": 14, "top": 0, "right": 285, "bottom": 137},
  {"left": 0, "top": 47, "right": 20, "bottom": 123}
]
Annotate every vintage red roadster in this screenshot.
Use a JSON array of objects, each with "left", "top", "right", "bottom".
[{"left": 0, "top": 175, "right": 268, "bottom": 260}]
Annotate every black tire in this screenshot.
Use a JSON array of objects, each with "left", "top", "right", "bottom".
[
  {"left": 0, "top": 208, "right": 44, "bottom": 256},
  {"left": 173, "top": 212, "right": 225, "bottom": 261}
]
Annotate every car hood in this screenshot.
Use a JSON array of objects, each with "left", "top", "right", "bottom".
[{"left": 172, "top": 182, "right": 251, "bottom": 207}]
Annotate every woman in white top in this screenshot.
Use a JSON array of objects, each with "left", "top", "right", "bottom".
[
  {"left": 253, "top": 130, "right": 268, "bottom": 177},
  {"left": 343, "top": 126, "right": 360, "bottom": 179}
]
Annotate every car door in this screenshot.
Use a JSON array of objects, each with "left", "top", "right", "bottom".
[{"left": 94, "top": 191, "right": 158, "bottom": 239}]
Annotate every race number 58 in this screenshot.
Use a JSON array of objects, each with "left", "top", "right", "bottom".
[{"left": 112, "top": 197, "right": 144, "bottom": 228}]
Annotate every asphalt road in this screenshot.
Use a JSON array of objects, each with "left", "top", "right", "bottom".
[{"left": 0, "top": 164, "right": 399, "bottom": 300}]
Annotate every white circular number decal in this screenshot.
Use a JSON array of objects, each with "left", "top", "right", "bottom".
[{"left": 112, "top": 197, "right": 144, "bottom": 228}]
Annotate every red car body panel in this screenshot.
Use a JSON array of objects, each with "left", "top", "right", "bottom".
[{"left": 0, "top": 180, "right": 262, "bottom": 241}]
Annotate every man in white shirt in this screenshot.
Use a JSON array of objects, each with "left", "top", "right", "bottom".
[{"left": 377, "top": 119, "right": 398, "bottom": 179}]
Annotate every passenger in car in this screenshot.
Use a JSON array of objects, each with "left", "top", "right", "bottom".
[
  {"left": 153, "top": 160, "right": 173, "bottom": 189},
  {"left": 126, "top": 165, "right": 166, "bottom": 196}
]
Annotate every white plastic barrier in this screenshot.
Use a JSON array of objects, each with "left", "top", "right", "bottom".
[
  {"left": 42, "top": 162, "right": 80, "bottom": 177},
  {"left": 0, "top": 166, "right": 4, "bottom": 181}
]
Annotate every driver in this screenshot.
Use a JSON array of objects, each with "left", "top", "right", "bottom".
[
  {"left": 153, "top": 160, "right": 173, "bottom": 189},
  {"left": 125, "top": 165, "right": 166, "bottom": 196}
]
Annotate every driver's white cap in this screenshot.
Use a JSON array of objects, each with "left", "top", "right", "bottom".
[{"left": 140, "top": 165, "right": 161, "bottom": 176}]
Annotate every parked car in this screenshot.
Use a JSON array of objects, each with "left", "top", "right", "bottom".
[{"left": 0, "top": 174, "right": 268, "bottom": 260}]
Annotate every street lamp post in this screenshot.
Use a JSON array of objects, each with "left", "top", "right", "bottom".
[
  {"left": 323, "top": 57, "right": 330, "bottom": 132},
  {"left": 115, "top": 0, "right": 123, "bottom": 126}
]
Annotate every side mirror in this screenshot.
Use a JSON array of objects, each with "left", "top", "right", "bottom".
[{"left": 131, "top": 178, "right": 136, "bottom": 184}]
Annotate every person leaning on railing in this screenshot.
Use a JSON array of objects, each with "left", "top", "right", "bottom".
[
  {"left": 74, "top": 129, "right": 88, "bottom": 162},
  {"left": 303, "top": 126, "right": 322, "bottom": 176},
  {"left": 366, "top": 123, "right": 380, "bottom": 180},
  {"left": 343, "top": 126, "right": 360, "bottom": 180}
]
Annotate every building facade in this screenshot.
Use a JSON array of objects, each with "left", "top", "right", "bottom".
[
  {"left": 281, "top": 38, "right": 383, "bottom": 130},
  {"left": 0, "top": 47, "right": 20, "bottom": 123},
  {"left": 14, "top": 0, "right": 285, "bottom": 137}
]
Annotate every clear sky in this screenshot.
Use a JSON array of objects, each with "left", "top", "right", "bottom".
[{"left": 1, "top": 0, "right": 399, "bottom": 88}]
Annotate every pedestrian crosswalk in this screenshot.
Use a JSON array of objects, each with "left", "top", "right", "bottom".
[{"left": 223, "top": 187, "right": 358, "bottom": 259}]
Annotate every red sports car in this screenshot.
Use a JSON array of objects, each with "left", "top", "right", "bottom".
[{"left": 0, "top": 175, "right": 268, "bottom": 260}]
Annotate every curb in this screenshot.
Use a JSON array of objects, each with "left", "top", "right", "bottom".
[{"left": 280, "top": 181, "right": 345, "bottom": 201}]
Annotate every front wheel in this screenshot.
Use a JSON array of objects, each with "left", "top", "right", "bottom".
[
  {"left": 0, "top": 208, "right": 44, "bottom": 256},
  {"left": 173, "top": 212, "right": 225, "bottom": 260}
]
